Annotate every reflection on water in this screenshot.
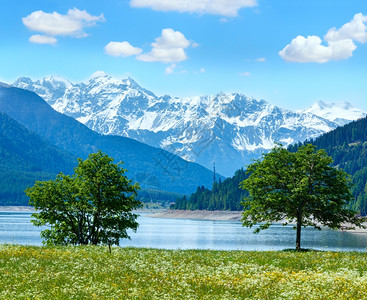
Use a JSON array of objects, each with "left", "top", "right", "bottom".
[{"left": 0, "top": 211, "right": 366, "bottom": 251}]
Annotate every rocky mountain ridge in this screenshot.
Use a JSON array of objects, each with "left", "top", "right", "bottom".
[{"left": 13, "top": 73, "right": 366, "bottom": 176}]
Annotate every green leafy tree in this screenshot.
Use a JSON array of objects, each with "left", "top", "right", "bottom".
[
  {"left": 241, "top": 144, "right": 365, "bottom": 251},
  {"left": 26, "top": 151, "right": 141, "bottom": 246}
]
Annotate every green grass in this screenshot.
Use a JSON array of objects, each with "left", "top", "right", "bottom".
[{"left": 0, "top": 245, "right": 367, "bottom": 299}]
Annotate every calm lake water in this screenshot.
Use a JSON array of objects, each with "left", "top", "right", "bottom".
[{"left": 1, "top": 211, "right": 367, "bottom": 251}]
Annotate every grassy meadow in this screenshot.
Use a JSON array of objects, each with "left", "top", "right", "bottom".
[{"left": 0, "top": 245, "right": 367, "bottom": 299}]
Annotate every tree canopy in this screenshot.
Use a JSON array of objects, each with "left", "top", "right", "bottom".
[
  {"left": 241, "top": 144, "right": 365, "bottom": 251},
  {"left": 26, "top": 151, "right": 141, "bottom": 246}
]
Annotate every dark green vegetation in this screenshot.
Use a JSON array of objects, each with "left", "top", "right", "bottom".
[
  {"left": 0, "top": 112, "right": 75, "bottom": 205},
  {"left": 0, "top": 85, "right": 217, "bottom": 204},
  {"left": 241, "top": 144, "right": 364, "bottom": 251},
  {"left": 172, "top": 168, "right": 247, "bottom": 211},
  {"left": 174, "top": 116, "right": 367, "bottom": 216},
  {"left": 1, "top": 245, "right": 367, "bottom": 299},
  {"left": 289, "top": 116, "right": 367, "bottom": 215},
  {"left": 26, "top": 151, "right": 141, "bottom": 246}
]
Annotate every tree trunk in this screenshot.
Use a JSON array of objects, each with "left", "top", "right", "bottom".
[{"left": 296, "top": 220, "right": 302, "bottom": 251}]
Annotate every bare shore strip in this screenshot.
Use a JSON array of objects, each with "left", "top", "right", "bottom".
[
  {"left": 148, "top": 209, "right": 243, "bottom": 221},
  {"left": 149, "top": 209, "right": 367, "bottom": 233},
  {"left": 0, "top": 206, "right": 34, "bottom": 211}
]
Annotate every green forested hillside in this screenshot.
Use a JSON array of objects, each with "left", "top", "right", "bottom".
[
  {"left": 289, "top": 117, "right": 367, "bottom": 175},
  {"left": 172, "top": 168, "right": 248, "bottom": 211},
  {"left": 289, "top": 116, "right": 367, "bottom": 215},
  {"left": 174, "top": 116, "right": 367, "bottom": 215}
]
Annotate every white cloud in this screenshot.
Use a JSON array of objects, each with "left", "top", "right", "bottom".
[
  {"left": 165, "top": 64, "right": 177, "bottom": 74},
  {"left": 105, "top": 41, "right": 142, "bottom": 57},
  {"left": 23, "top": 8, "right": 104, "bottom": 43},
  {"left": 130, "top": 0, "right": 257, "bottom": 17},
  {"left": 29, "top": 35, "right": 57, "bottom": 45},
  {"left": 240, "top": 71, "right": 251, "bottom": 76},
  {"left": 279, "top": 13, "right": 367, "bottom": 63},
  {"left": 279, "top": 35, "right": 356, "bottom": 63},
  {"left": 138, "top": 47, "right": 187, "bottom": 63},
  {"left": 105, "top": 28, "right": 195, "bottom": 66},
  {"left": 256, "top": 57, "right": 266, "bottom": 62},
  {"left": 137, "top": 28, "right": 192, "bottom": 63},
  {"left": 325, "top": 13, "right": 367, "bottom": 43}
]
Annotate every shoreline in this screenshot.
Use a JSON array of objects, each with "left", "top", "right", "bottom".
[
  {"left": 148, "top": 209, "right": 367, "bottom": 233},
  {"left": 148, "top": 209, "right": 243, "bottom": 221},
  {"left": 0, "top": 206, "right": 35, "bottom": 211},
  {"left": 2, "top": 207, "right": 366, "bottom": 233}
]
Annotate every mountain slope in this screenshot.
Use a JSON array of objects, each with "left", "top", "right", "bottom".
[
  {"left": 0, "top": 112, "right": 76, "bottom": 173},
  {"left": 13, "top": 74, "right": 350, "bottom": 176},
  {"left": 0, "top": 85, "right": 216, "bottom": 195},
  {"left": 0, "top": 112, "right": 76, "bottom": 205}
]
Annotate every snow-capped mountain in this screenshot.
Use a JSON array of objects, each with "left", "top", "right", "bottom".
[
  {"left": 12, "top": 73, "right": 362, "bottom": 177},
  {"left": 302, "top": 100, "right": 366, "bottom": 126},
  {"left": 14, "top": 75, "right": 73, "bottom": 106}
]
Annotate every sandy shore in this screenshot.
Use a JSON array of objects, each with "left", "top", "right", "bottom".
[
  {"left": 339, "top": 222, "right": 367, "bottom": 234},
  {"left": 148, "top": 209, "right": 243, "bottom": 221},
  {"left": 149, "top": 209, "right": 367, "bottom": 233}
]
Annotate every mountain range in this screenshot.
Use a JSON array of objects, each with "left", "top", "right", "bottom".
[
  {"left": 13, "top": 73, "right": 366, "bottom": 176},
  {"left": 175, "top": 115, "right": 367, "bottom": 215},
  {"left": 0, "top": 85, "right": 216, "bottom": 199}
]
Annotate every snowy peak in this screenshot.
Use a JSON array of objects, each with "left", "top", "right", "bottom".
[
  {"left": 42, "top": 75, "right": 73, "bottom": 89},
  {"left": 87, "top": 72, "right": 156, "bottom": 98},
  {"left": 13, "top": 75, "right": 73, "bottom": 105},
  {"left": 90, "top": 71, "right": 109, "bottom": 79},
  {"left": 302, "top": 100, "right": 366, "bottom": 126},
  {"left": 11, "top": 73, "right": 365, "bottom": 176}
]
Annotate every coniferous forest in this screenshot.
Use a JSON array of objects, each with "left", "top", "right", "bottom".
[
  {"left": 173, "top": 116, "right": 367, "bottom": 216},
  {"left": 172, "top": 168, "right": 248, "bottom": 211}
]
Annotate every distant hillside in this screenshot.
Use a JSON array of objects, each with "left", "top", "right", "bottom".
[
  {"left": 0, "top": 112, "right": 76, "bottom": 204},
  {"left": 174, "top": 116, "right": 367, "bottom": 215},
  {"left": 0, "top": 86, "right": 217, "bottom": 196},
  {"left": 0, "top": 112, "right": 182, "bottom": 205}
]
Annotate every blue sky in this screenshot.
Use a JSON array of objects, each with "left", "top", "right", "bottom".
[{"left": 1, "top": 0, "right": 367, "bottom": 111}]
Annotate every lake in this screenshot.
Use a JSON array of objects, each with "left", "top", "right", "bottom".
[{"left": 0, "top": 211, "right": 366, "bottom": 251}]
